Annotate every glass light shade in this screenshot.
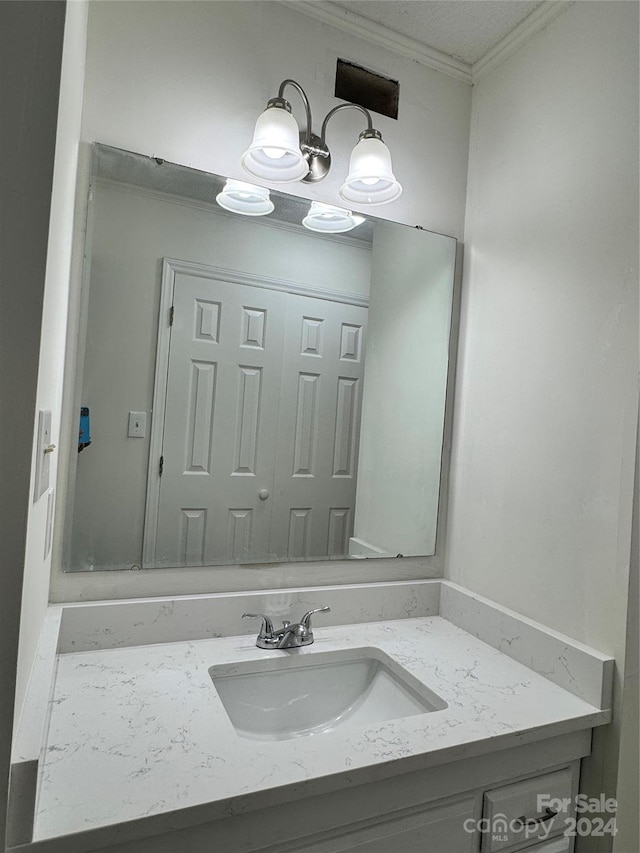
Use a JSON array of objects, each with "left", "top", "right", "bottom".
[
  {"left": 339, "top": 136, "right": 402, "bottom": 205},
  {"left": 215, "top": 179, "right": 274, "bottom": 216},
  {"left": 302, "top": 202, "right": 364, "bottom": 234},
  {"left": 241, "top": 107, "right": 309, "bottom": 183}
]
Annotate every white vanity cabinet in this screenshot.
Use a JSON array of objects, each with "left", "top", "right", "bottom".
[
  {"left": 509, "top": 840, "right": 571, "bottom": 853},
  {"left": 271, "top": 749, "right": 581, "bottom": 853},
  {"left": 292, "top": 796, "right": 478, "bottom": 853},
  {"left": 92, "top": 733, "right": 584, "bottom": 853},
  {"left": 15, "top": 587, "right": 611, "bottom": 852}
]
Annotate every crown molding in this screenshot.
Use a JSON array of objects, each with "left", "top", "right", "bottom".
[
  {"left": 279, "top": 0, "right": 574, "bottom": 87},
  {"left": 279, "top": 0, "right": 473, "bottom": 84},
  {"left": 472, "top": 1, "right": 574, "bottom": 81}
]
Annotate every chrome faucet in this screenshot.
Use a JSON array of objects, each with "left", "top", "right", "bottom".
[{"left": 243, "top": 607, "right": 331, "bottom": 649}]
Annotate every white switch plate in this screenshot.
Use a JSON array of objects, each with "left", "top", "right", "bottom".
[
  {"left": 128, "top": 411, "right": 146, "bottom": 438},
  {"left": 34, "top": 410, "right": 52, "bottom": 501}
]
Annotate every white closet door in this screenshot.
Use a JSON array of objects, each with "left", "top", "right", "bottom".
[
  {"left": 154, "top": 271, "right": 286, "bottom": 565},
  {"left": 153, "top": 267, "right": 367, "bottom": 566},
  {"left": 269, "top": 293, "right": 367, "bottom": 560}
]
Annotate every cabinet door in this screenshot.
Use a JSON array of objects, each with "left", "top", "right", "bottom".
[
  {"left": 290, "top": 796, "right": 478, "bottom": 853},
  {"left": 482, "top": 767, "right": 574, "bottom": 852},
  {"left": 527, "top": 837, "right": 571, "bottom": 852}
]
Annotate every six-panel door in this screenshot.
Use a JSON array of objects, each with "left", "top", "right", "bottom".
[{"left": 154, "top": 270, "right": 366, "bottom": 566}]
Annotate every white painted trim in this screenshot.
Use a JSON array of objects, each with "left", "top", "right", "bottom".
[
  {"left": 60, "top": 172, "right": 96, "bottom": 571},
  {"left": 472, "top": 1, "right": 574, "bottom": 81},
  {"left": 142, "top": 258, "right": 369, "bottom": 569},
  {"left": 278, "top": 0, "right": 473, "bottom": 84},
  {"left": 141, "top": 260, "right": 175, "bottom": 567},
  {"left": 279, "top": 0, "right": 574, "bottom": 86},
  {"left": 164, "top": 257, "right": 369, "bottom": 308}
]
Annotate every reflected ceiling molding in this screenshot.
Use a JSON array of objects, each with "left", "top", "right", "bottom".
[
  {"left": 302, "top": 202, "right": 365, "bottom": 234},
  {"left": 215, "top": 179, "right": 275, "bottom": 216}
]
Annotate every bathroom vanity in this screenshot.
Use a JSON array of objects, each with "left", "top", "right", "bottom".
[{"left": 10, "top": 580, "right": 612, "bottom": 853}]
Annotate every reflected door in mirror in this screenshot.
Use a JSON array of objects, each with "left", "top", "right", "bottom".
[{"left": 147, "top": 262, "right": 367, "bottom": 567}]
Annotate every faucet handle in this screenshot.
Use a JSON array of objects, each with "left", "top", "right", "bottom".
[
  {"left": 242, "top": 612, "right": 274, "bottom": 639},
  {"left": 299, "top": 606, "right": 331, "bottom": 631}
]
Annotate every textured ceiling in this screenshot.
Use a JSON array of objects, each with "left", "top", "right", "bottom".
[{"left": 332, "top": 1, "right": 546, "bottom": 64}]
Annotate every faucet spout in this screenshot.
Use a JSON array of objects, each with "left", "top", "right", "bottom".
[{"left": 274, "top": 623, "right": 307, "bottom": 649}]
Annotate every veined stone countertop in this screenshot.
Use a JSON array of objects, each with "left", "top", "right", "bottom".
[{"left": 34, "top": 615, "right": 609, "bottom": 843}]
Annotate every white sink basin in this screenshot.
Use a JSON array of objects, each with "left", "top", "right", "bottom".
[{"left": 209, "top": 647, "right": 447, "bottom": 740}]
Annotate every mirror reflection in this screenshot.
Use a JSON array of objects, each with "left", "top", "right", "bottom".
[{"left": 66, "top": 145, "right": 456, "bottom": 572}]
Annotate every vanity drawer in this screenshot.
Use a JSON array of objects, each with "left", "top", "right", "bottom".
[
  {"left": 526, "top": 837, "right": 571, "bottom": 853},
  {"left": 482, "top": 767, "right": 573, "bottom": 852}
]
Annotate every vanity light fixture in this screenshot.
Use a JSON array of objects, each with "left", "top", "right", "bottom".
[
  {"left": 241, "top": 79, "right": 402, "bottom": 205},
  {"left": 302, "top": 202, "right": 365, "bottom": 234},
  {"left": 215, "top": 179, "right": 275, "bottom": 216}
]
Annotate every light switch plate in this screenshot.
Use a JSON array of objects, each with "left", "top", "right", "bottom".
[
  {"left": 128, "top": 411, "right": 146, "bottom": 438},
  {"left": 34, "top": 410, "right": 52, "bottom": 501}
]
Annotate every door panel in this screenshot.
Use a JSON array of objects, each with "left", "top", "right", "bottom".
[
  {"left": 155, "top": 272, "right": 286, "bottom": 565},
  {"left": 269, "top": 293, "right": 368, "bottom": 560},
  {"left": 154, "top": 269, "right": 367, "bottom": 566}
]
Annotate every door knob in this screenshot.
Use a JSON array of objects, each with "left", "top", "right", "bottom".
[{"left": 258, "top": 488, "right": 270, "bottom": 500}]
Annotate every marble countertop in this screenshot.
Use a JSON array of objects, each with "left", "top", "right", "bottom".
[{"left": 34, "top": 615, "right": 609, "bottom": 843}]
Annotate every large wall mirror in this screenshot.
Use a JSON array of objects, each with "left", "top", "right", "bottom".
[{"left": 64, "top": 144, "right": 456, "bottom": 572}]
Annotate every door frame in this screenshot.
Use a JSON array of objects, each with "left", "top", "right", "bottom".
[{"left": 142, "top": 258, "right": 368, "bottom": 568}]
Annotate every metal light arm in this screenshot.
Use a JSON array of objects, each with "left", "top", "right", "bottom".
[
  {"left": 266, "top": 80, "right": 381, "bottom": 184},
  {"left": 243, "top": 75, "right": 400, "bottom": 198},
  {"left": 307, "top": 102, "right": 381, "bottom": 183},
  {"left": 277, "top": 79, "right": 314, "bottom": 143},
  {"left": 263, "top": 79, "right": 324, "bottom": 182},
  {"left": 320, "top": 103, "right": 377, "bottom": 145}
]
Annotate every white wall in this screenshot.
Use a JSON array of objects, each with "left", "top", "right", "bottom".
[
  {"left": 354, "top": 223, "right": 456, "bottom": 556},
  {"left": 80, "top": 1, "right": 470, "bottom": 239},
  {"left": 8, "top": 0, "right": 638, "bottom": 846},
  {"left": 12, "top": 1, "right": 88, "bottom": 732},
  {"left": 613, "top": 417, "right": 639, "bottom": 853},
  {"left": 0, "top": 4, "right": 66, "bottom": 842},
  {"left": 446, "top": 0, "right": 638, "bottom": 840},
  {"left": 51, "top": 0, "right": 471, "bottom": 600},
  {"left": 69, "top": 181, "right": 371, "bottom": 571}
]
